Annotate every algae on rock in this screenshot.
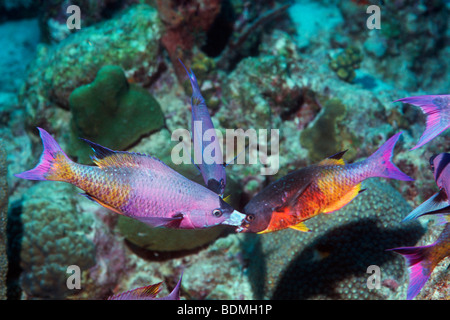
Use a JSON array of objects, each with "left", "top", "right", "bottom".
[{"left": 68, "top": 65, "right": 165, "bottom": 163}]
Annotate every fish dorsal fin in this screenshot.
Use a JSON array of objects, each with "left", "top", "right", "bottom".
[
  {"left": 328, "top": 150, "right": 348, "bottom": 160},
  {"left": 81, "top": 138, "right": 160, "bottom": 168},
  {"left": 322, "top": 183, "right": 362, "bottom": 214},
  {"left": 289, "top": 222, "right": 311, "bottom": 232},
  {"left": 108, "top": 282, "right": 162, "bottom": 300},
  {"left": 132, "top": 283, "right": 162, "bottom": 299},
  {"left": 317, "top": 150, "right": 347, "bottom": 166}
]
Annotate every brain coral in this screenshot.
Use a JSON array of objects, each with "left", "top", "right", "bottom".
[
  {"left": 19, "top": 182, "right": 96, "bottom": 299},
  {"left": 243, "top": 179, "right": 425, "bottom": 300},
  {"left": 0, "top": 142, "right": 7, "bottom": 300}
]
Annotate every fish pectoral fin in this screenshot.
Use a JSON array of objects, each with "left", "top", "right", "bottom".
[
  {"left": 134, "top": 215, "right": 183, "bottom": 228},
  {"left": 322, "top": 183, "right": 362, "bottom": 214},
  {"left": 403, "top": 189, "right": 449, "bottom": 222},
  {"left": 80, "top": 193, "right": 124, "bottom": 215},
  {"left": 289, "top": 222, "right": 311, "bottom": 232},
  {"left": 272, "top": 181, "right": 312, "bottom": 215}
]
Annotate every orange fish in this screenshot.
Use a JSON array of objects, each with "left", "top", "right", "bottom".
[{"left": 240, "top": 132, "right": 413, "bottom": 233}]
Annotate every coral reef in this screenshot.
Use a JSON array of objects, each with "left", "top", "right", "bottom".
[
  {"left": 68, "top": 65, "right": 165, "bottom": 163},
  {"left": 329, "top": 46, "right": 363, "bottom": 83},
  {"left": 20, "top": 4, "right": 163, "bottom": 134},
  {"left": 338, "top": 0, "right": 449, "bottom": 92},
  {"left": 0, "top": 142, "right": 7, "bottom": 300},
  {"left": 155, "top": 0, "right": 221, "bottom": 82},
  {"left": 3, "top": 0, "right": 449, "bottom": 301},
  {"left": 18, "top": 182, "right": 96, "bottom": 299},
  {"left": 243, "top": 179, "right": 426, "bottom": 299},
  {"left": 300, "top": 98, "right": 347, "bottom": 162}
]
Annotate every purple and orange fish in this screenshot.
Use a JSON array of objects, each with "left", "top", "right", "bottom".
[
  {"left": 15, "top": 128, "right": 246, "bottom": 230},
  {"left": 108, "top": 273, "right": 182, "bottom": 300},
  {"left": 239, "top": 132, "right": 413, "bottom": 233},
  {"left": 395, "top": 94, "right": 450, "bottom": 150},
  {"left": 179, "top": 59, "right": 226, "bottom": 196}
]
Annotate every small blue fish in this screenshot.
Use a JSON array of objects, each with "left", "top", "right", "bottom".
[
  {"left": 108, "top": 273, "right": 182, "bottom": 300},
  {"left": 179, "top": 59, "right": 226, "bottom": 196},
  {"left": 395, "top": 94, "right": 450, "bottom": 150}
]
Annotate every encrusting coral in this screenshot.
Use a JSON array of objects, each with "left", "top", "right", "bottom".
[{"left": 18, "top": 183, "right": 96, "bottom": 299}]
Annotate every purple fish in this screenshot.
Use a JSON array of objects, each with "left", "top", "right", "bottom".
[
  {"left": 395, "top": 94, "right": 450, "bottom": 150},
  {"left": 15, "top": 128, "right": 246, "bottom": 230},
  {"left": 388, "top": 220, "right": 450, "bottom": 300},
  {"left": 403, "top": 153, "right": 450, "bottom": 221},
  {"left": 108, "top": 273, "right": 182, "bottom": 300},
  {"left": 179, "top": 59, "right": 226, "bottom": 196}
]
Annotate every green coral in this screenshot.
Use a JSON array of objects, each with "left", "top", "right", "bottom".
[
  {"left": 0, "top": 141, "right": 7, "bottom": 300},
  {"left": 68, "top": 65, "right": 165, "bottom": 163},
  {"left": 19, "top": 183, "right": 96, "bottom": 299},
  {"left": 329, "top": 46, "right": 363, "bottom": 83},
  {"left": 243, "top": 179, "right": 425, "bottom": 300},
  {"left": 300, "top": 98, "right": 347, "bottom": 162}
]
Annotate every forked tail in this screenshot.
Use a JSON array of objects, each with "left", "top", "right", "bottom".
[
  {"left": 15, "top": 128, "right": 73, "bottom": 182},
  {"left": 363, "top": 132, "right": 414, "bottom": 181},
  {"left": 387, "top": 245, "right": 434, "bottom": 300},
  {"left": 395, "top": 95, "right": 450, "bottom": 150}
]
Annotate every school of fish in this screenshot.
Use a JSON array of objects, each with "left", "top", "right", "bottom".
[{"left": 15, "top": 59, "right": 449, "bottom": 301}]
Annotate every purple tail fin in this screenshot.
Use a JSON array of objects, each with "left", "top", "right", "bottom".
[
  {"left": 14, "top": 127, "right": 72, "bottom": 181},
  {"left": 365, "top": 132, "right": 414, "bottom": 181},
  {"left": 387, "top": 246, "right": 433, "bottom": 300},
  {"left": 395, "top": 95, "right": 450, "bottom": 150}
]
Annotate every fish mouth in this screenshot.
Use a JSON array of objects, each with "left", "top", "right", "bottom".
[{"left": 222, "top": 210, "right": 247, "bottom": 229}]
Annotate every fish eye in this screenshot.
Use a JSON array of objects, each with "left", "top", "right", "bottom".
[
  {"left": 246, "top": 214, "right": 255, "bottom": 222},
  {"left": 212, "top": 209, "right": 223, "bottom": 217}
]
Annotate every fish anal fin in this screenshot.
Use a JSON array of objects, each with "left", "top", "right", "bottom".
[
  {"left": 134, "top": 214, "right": 183, "bottom": 228},
  {"left": 322, "top": 183, "right": 362, "bottom": 214},
  {"left": 80, "top": 193, "right": 124, "bottom": 215},
  {"left": 289, "top": 222, "right": 311, "bottom": 232}
]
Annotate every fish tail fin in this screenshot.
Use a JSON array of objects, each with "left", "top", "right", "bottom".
[
  {"left": 364, "top": 132, "right": 414, "bottom": 181},
  {"left": 15, "top": 128, "right": 73, "bottom": 182},
  {"left": 387, "top": 245, "right": 435, "bottom": 300},
  {"left": 395, "top": 95, "right": 450, "bottom": 150},
  {"left": 165, "top": 272, "right": 182, "bottom": 300}
]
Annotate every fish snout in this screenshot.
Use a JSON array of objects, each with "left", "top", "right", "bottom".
[{"left": 222, "top": 210, "right": 247, "bottom": 229}]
